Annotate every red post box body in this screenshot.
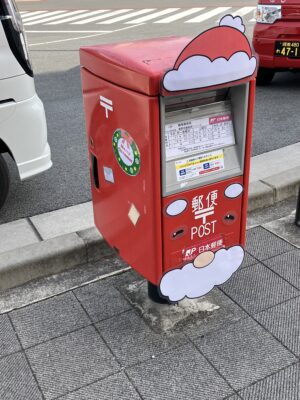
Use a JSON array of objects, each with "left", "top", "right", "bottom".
[{"left": 80, "top": 17, "right": 257, "bottom": 301}]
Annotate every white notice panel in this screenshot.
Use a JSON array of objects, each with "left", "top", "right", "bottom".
[{"left": 165, "top": 113, "right": 235, "bottom": 161}]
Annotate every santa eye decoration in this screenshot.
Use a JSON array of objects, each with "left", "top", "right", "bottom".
[{"left": 162, "top": 15, "right": 257, "bottom": 92}]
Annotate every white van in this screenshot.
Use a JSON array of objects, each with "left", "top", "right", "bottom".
[{"left": 0, "top": 0, "right": 52, "bottom": 209}]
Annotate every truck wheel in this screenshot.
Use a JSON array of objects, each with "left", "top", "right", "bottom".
[
  {"left": 0, "top": 154, "right": 10, "bottom": 210},
  {"left": 256, "top": 68, "right": 275, "bottom": 85}
]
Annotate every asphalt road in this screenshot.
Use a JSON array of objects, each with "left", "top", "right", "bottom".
[{"left": 0, "top": 0, "right": 299, "bottom": 223}]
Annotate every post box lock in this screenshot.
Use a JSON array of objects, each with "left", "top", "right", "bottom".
[
  {"left": 171, "top": 226, "right": 187, "bottom": 240},
  {"left": 80, "top": 13, "right": 257, "bottom": 303},
  {"left": 223, "top": 211, "right": 238, "bottom": 225}
]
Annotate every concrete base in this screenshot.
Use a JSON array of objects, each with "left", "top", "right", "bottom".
[{"left": 122, "top": 280, "right": 220, "bottom": 333}]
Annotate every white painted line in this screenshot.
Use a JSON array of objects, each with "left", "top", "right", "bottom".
[
  {"left": 154, "top": 7, "right": 205, "bottom": 23},
  {"left": 232, "top": 6, "right": 256, "bottom": 16},
  {"left": 72, "top": 9, "right": 131, "bottom": 25},
  {"left": 249, "top": 18, "right": 256, "bottom": 22},
  {"left": 126, "top": 8, "right": 180, "bottom": 24},
  {"left": 29, "top": 23, "right": 144, "bottom": 46},
  {"left": 22, "top": 10, "right": 65, "bottom": 22},
  {"left": 98, "top": 8, "right": 155, "bottom": 24},
  {"left": 25, "top": 10, "right": 87, "bottom": 26},
  {"left": 27, "top": 30, "right": 111, "bottom": 33},
  {"left": 46, "top": 10, "right": 109, "bottom": 25},
  {"left": 186, "top": 7, "right": 231, "bottom": 23},
  {"left": 21, "top": 11, "right": 47, "bottom": 18}
]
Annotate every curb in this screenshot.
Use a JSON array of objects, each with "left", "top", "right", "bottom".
[
  {"left": 0, "top": 144, "right": 299, "bottom": 292},
  {"left": 248, "top": 166, "right": 300, "bottom": 211}
]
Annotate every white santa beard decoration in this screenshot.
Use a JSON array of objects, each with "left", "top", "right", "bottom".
[{"left": 160, "top": 246, "right": 244, "bottom": 302}]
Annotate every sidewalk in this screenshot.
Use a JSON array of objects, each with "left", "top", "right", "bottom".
[
  {"left": 0, "top": 210, "right": 299, "bottom": 399},
  {"left": 0, "top": 143, "right": 299, "bottom": 291}
]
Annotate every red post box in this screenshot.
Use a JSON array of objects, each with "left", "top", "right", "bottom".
[{"left": 80, "top": 15, "right": 257, "bottom": 303}]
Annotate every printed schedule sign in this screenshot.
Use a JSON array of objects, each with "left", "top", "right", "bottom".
[{"left": 165, "top": 113, "right": 235, "bottom": 161}]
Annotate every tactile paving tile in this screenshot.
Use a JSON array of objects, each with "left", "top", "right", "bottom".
[
  {"left": 96, "top": 310, "right": 187, "bottom": 367},
  {"left": 264, "top": 250, "right": 300, "bottom": 290},
  {"left": 255, "top": 297, "right": 300, "bottom": 356},
  {"left": 74, "top": 280, "right": 131, "bottom": 323},
  {"left": 25, "top": 326, "right": 119, "bottom": 400},
  {"left": 127, "top": 343, "right": 233, "bottom": 400},
  {"left": 239, "top": 362, "right": 300, "bottom": 399},
  {"left": 240, "top": 252, "right": 258, "bottom": 269},
  {"left": 194, "top": 317, "right": 296, "bottom": 391},
  {"left": 246, "top": 227, "right": 295, "bottom": 261},
  {"left": 10, "top": 292, "right": 90, "bottom": 348},
  {"left": 221, "top": 263, "right": 299, "bottom": 314},
  {"left": 0, "top": 352, "right": 42, "bottom": 399},
  {"left": 60, "top": 372, "right": 141, "bottom": 400},
  {"left": 0, "top": 314, "right": 21, "bottom": 358}
]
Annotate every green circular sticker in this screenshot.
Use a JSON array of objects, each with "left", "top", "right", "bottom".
[{"left": 112, "top": 129, "right": 141, "bottom": 176}]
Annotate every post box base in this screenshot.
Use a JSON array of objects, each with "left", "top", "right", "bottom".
[
  {"left": 122, "top": 280, "right": 222, "bottom": 333},
  {"left": 147, "top": 282, "right": 170, "bottom": 304}
]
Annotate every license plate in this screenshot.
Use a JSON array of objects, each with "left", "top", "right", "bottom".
[{"left": 275, "top": 41, "right": 300, "bottom": 58}]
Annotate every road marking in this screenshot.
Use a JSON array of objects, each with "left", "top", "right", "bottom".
[
  {"left": 154, "top": 8, "right": 205, "bottom": 23},
  {"left": 22, "top": 10, "right": 65, "bottom": 22},
  {"left": 216, "top": 6, "right": 256, "bottom": 22},
  {"left": 98, "top": 8, "right": 156, "bottom": 24},
  {"left": 25, "top": 10, "right": 87, "bottom": 26},
  {"left": 29, "top": 23, "right": 144, "bottom": 46},
  {"left": 186, "top": 7, "right": 232, "bottom": 23},
  {"left": 27, "top": 30, "right": 111, "bottom": 33},
  {"left": 232, "top": 6, "right": 256, "bottom": 16},
  {"left": 46, "top": 10, "right": 109, "bottom": 25},
  {"left": 126, "top": 8, "right": 180, "bottom": 24},
  {"left": 72, "top": 9, "right": 131, "bottom": 25},
  {"left": 20, "top": 11, "right": 47, "bottom": 18},
  {"left": 21, "top": 7, "right": 258, "bottom": 27}
]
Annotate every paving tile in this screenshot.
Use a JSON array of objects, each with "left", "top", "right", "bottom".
[
  {"left": 74, "top": 280, "right": 131, "bottom": 323},
  {"left": 127, "top": 344, "right": 233, "bottom": 400},
  {"left": 0, "top": 352, "right": 42, "bottom": 400},
  {"left": 246, "top": 226, "right": 295, "bottom": 261},
  {"left": 183, "top": 288, "right": 247, "bottom": 340},
  {"left": 10, "top": 292, "right": 90, "bottom": 348},
  {"left": 96, "top": 310, "right": 187, "bottom": 366},
  {"left": 60, "top": 372, "right": 141, "bottom": 400},
  {"left": 264, "top": 250, "right": 300, "bottom": 289},
  {"left": 194, "top": 317, "right": 296, "bottom": 391},
  {"left": 26, "top": 326, "right": 119, "bottom": 400},
  {"left": 239, "top": 363, "right": 300, "bottom": 400},
  {"left": 0, "top": 219, "right": 39, "bottom": 254},
  {"left": 221, "top": 263, "right": 299, "bottom": 314},
  {"left": 0, "top": 314, "right": 21, "bottom": 358},
  {"left": 255, "top": 297, "right": 300, "bottom": 356},
  {"left": 241, "top": 252, "right": 258, "bottom": 269}
]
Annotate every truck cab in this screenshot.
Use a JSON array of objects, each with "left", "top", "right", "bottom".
[
  {"left": 0, "top": 0, "right": 52, "bottom": 209},
  {"left": 253, "top": 0, "right": 300, "bottom": 84}
]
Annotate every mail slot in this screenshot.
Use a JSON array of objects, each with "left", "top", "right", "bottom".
[{"left": 80, "top": 15, "right": 257, "bottom": 302}]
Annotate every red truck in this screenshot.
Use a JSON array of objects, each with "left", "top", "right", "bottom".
[{"left": 253, "top": 0, "right": 300, "bottom": 84}]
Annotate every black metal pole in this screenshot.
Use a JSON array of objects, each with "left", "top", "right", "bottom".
[
  {"left": 295, "top": 186, "right": 300, "bottom": 227},
  {"left": 147, "top": 281, "right": 170, "bottom": 304}
]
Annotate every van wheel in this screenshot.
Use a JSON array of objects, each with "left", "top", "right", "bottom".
[
  {"left": 0, "top": 154, "right": 10, "bottom": 210},
  {"left": 256, "top": 68, "right": 275, "bottom": 85}
]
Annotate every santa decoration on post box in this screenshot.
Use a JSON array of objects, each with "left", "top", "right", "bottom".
[{"left": 159, "top": 15, "right": 257, "bottom": 303}]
